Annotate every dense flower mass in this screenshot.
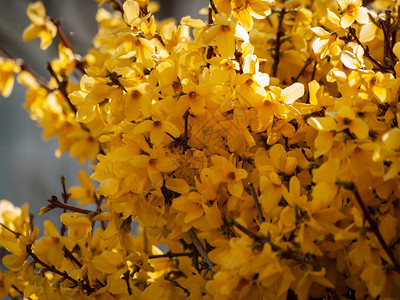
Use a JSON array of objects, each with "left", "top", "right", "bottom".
[{"left": 1, "top": 0, "right": 400, "bottom": 298}]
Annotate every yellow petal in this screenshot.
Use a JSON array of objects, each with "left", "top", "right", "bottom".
[
  {"left": 340, "top": 13, "right": 354, "bottom": 29},
  {"left": 27, "top": 1, "right": 46, "bottom": 25},
  {"left": 280, "top": 83, "right": 304, "bottom": 104},
  {"left": 350, "top": 118, "right": 369, "bottom": 139},
  {"left": 123, "top": 0, "right": 140, "bottom": 27},
  {"left": 308, "top": 117, "right": 337, "bottom": 131},
  {"left": 76, "top": 101, "right": 97, "bottom": 123},
  {"left": 227, "top": 181, "right": 243, "bottom": 198},
  {"left": 100, "top": 178, "right": 119, "bottom": 196}
]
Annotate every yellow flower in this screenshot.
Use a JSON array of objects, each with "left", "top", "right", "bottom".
[
  {"left": 336, "top": 0, "right": 368, "bottom": 28},
  {"left": 22, "top": 1, "right": 57, "bottom": 50},
  {"left": 133, "top": 118, "right": 181, "bottom": 146},
  {"left": 68, "top": 170, "right": 96, "bottom": 205},
  {"left": 210, "top": 155, "right": 248, "bottom": 198},
  {"left": 0, "top": 58, "right": 20, "bottom": 97},
  {"left": 311, "top": 27, "right": 341, "bottom": 59},
  {"left": 60, "top": 213, "right": 91, "bottom": 241},
  {"left": 231, "top": 0, "right": 275, "bottom": 31},
  {"left": 202, "top": 13, "right": 249, "bottom": 58}
]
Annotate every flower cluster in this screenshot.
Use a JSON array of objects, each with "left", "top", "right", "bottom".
[{"left": 1, "top": 0, "right": 400, "bottom": 298}]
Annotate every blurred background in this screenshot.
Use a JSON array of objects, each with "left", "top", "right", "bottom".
[{"left": 0, "top": 0, "right": 205, "bottom": 230}]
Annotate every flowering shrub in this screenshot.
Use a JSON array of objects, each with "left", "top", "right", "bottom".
[{"left": 1, "top": 0, "right": 400, "bottom": 298}]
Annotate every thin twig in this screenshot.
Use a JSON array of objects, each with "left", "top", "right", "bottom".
[
  {"left": 26, "top": 244, "right": 94, "bottom": 294},
  {"left": 122, "top": 270, "right": 132, "bottom": 295},
  {"left": 249, "top": 183, "right": 265, "bottom": 224},
  {"left": 187, "top": 229, "right": 214, "bottom": 270},
  {"left": 51, "top": 19, "right": 86, "bottom": 74},
  {"left": 348, "top": 27, "right": 394, "bottom": 73},
  {"left": 11, "top": 284, "right": 33, "bottom": 300},
  {"left": 229, "top": 219, "right": 321, "bottom": 270},
  {"left": 0, "top": 223, "right": 21, "bottom": 237},
  {"left": 379, "top": 10, "right": 397, "bottom": 67},
  {"left": 46, "top": 62, "right": 77, "bottom": 113},
  {"left": 209, "top": 0, "right": 218, "bottom": 16},
  {"left": 62, "top": 245, "right": 82, "bottom": 268},
  {"left": 45, "top": 195, "right": 98, "bottom": 215},
  {"left": 272, "top": 8, "right": 286, "bottom": 77},
  {"left": 60, "top": 176, "right": 69, "bottom": 236},
  {"left": 337, "top": 180, "right": 400, "bottom": 274},
  {"left": 292, "top": 57, "right": 313, "bottom": 82}
]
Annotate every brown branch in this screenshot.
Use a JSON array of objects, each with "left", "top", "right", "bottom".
[
  {"left": 51, "top": 19, "right": 86, "bottom": 74},
  {"left": 62, "top": 245, "right": 82, "bottom": 268},
  {"left": 165, "top": 272, "right": 191, "bottom": 296},
  {"left": 26, "top": 244, "right": 94, "bottom": 294},
  {"left": 337, "top": 179, "right": 400, "bottom": 274},
  {"left": 187, "top": 229, "right": 214, "bottom": 270},
  {"left": 379, "top": 10, "right": 397, "bottom": 67},
  {"left": 348, "top": 27, "right": 394, "bottom": 74},
  {"left": 249, "top": 183, "right": 265, "bottom": 224},
  {"left": 272, "top": 8, "right": 286, "bottom": 77},
  {"left": 11, "top": 284, "right": 32, "bottom": 300},
  {"left": 209, "top": 0, "right": 219, "bottom": 16},
  {"left": 229, "top": 219, "right": 321, "bottom": 270},
  {"left": 122, "top": 270, "right": 132, "bottom": 295},
  {"left": 46, "top": 62, "right": 77, "bottom": 113},
  {"left": 51, "top": 19, "right": 75, "bottom": 53},
  {"left": 292, "top": 57, "right": 313, "bottom": 82},
  {"left": 0, "top": 45, "right": 49, "bottom": 90},
  {"left": 60, "top": 176, "right": 69, "bottom": 236},
  {"left": 0, "top": 223, "right": 21, "bottom": 237},
  {"left": 45, "top": 195, "right": 98, "bottom": 215}
]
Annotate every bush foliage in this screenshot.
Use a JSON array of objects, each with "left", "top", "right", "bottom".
[{"left": 1, "top": 0, "right": 400, "bottom": 299}]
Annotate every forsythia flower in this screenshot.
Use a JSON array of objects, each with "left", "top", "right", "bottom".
[
  {"left": 0, "top": 58, "right": 20, "bottom": 97},
  {"left": 2, "top": 0, "right": 400, "bottom": 299},
  {"left": 22, "top": 1, "right": 57, "bottom": 50}
]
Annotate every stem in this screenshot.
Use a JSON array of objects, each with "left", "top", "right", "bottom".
[
  {"left": 26, "top": 244, "right": 94, "bottom": 294},
  {"left": 229, "top": 219, "right": 321, "bottom": 270},
  {"left": 122, "top": 270, "right": 132, "bottom": 295},
  {"left": 62, "top": 245, "right": 82, "bottom": 268},
  {"left": 51, "top": 19, "right": 75, "bottom": 53},
  {"left": 249, "top": 183, "right": 265, "bottom": 224},
  {"left": 349, "top": 27, "right": 394, "bottom": 74},
  {"left": 0, "top": 223, "right": 21, "bottom": 237},
  {"left": 187, "top": 229, "right": 214, "bottom": 270},
  {"left": 165, "top": 273, "right": 190, "bottom": 296},
  {"left": 272, "top": 8, "right": 286, "bottom": 77},
  {"left": 51, "top": 19, "right": 86, "bottom": 74},
  {"left": 292, "top": 57, "right": 313, "bottom": 82},
  {"left": 46, "top": 62, "right": 77, "bottom": 113},
  {"left": 60, "top": 176, "right": 69, "bottom": 236},
  {"left": 11, "top": 284, "right": 32, "bottom": 300},
  {"left": 337, "top": 180, "right": 400, "bottom": 274},
  {"left": 46, "top": 195, "right": 98, "bottom": 215},
  {"left": 379, "top": 10, "right": 397, "bottom": 67},
  {"left": 209, "top": 0, "right": 218, "bottom": 16}
]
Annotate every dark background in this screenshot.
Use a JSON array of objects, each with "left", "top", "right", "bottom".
[{"left": 0, "top": 0, "right": 205, "bottom": 230}]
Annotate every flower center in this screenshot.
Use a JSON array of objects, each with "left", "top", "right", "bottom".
[
  {"left": 227, "top": 172, "right": 236, "bottom": 180},
  {"left": 221, "top": 25, "right": 231, "bottom": 32}
]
